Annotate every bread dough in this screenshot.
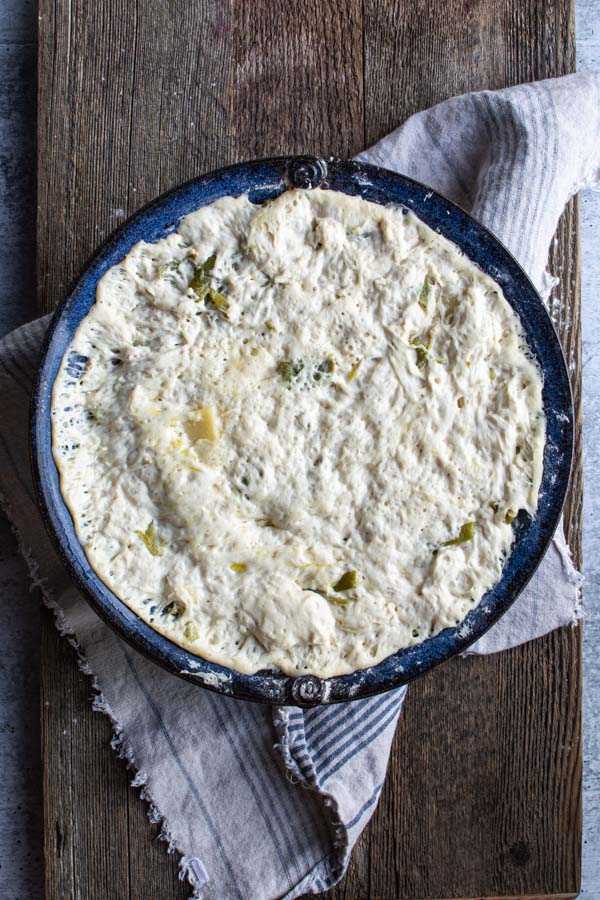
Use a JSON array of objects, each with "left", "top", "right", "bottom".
[{"left": 52, "top": 189, "right": 545, "bottom": 676}]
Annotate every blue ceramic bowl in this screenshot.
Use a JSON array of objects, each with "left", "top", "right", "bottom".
[{"left": 31, "top": 156, "right": 573, "bottom": 706}]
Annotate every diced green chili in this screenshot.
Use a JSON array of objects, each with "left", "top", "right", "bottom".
[
  {"left": 444, "top": 522, "right": 476, "bottom": 546},
  {"left": 231, "top": 563, "right": 247, "bottom": 572},
  {"left": 197, "top": 254, "right": 217, "bottom": 278},
  {"left": 189, "top": 255, "right": 229, "bottom": 316},
  {"left": 277, "top": 359, "right": 304, "bottom": 383},
  {"left": 205, "top": 289, "right": 230, "bottom": 314},
  {"left": 505, "top": 509, "right": 516, "bottom": 524},
  {"left": 184, "top": 622, "right": 199, "bottom": 641},
  {"left": 416, "top": 347, "right": 428, "bottom": 369},
  {"left": 135, "top": 520, "right": 165, "bottom": 557},
  {"left": 347, "top": 360, "right": 361, "bottom": 381},
  {"left": 318, "top": 357, "right": 335, "bottom": 374},
  {"left": 162, "top": 600, "right": 184, "bottom": 619},
  {"left": 333, "top": 570, "right": 358, "bottom": 592},
  {"left": 418, "top": 276, "right": 433, "bottom": 310},
  {"left": 189, "top": 257, "right": 214, "bottom": 298}
]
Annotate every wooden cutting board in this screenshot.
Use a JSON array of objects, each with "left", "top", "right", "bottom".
[{"left": 37, "top": 1, "right": 582, "bottom": 897}]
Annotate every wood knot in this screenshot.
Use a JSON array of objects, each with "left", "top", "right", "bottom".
[{"left": 509, "top": 840, "right": 531, "bottom": 866}]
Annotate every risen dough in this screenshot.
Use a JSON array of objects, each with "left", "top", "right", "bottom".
[{"left": 52, "top": 189, "right": 545, "bottom": 676}]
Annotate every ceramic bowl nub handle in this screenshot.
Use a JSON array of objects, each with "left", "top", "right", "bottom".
[
  {"left": 286, "top": 156, "right": 328, "bottom": 190},
  {"left": 289, "top": 675, "right": 325, "bottom": 707}
]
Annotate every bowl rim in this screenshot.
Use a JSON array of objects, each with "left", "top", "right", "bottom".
[{"left": 30, "top": 155, "right": 574, "bottom": 706}]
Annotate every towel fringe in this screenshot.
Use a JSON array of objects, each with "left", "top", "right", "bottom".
[{"left": 0, "top": 487, "right": 208, "bottom": 900}]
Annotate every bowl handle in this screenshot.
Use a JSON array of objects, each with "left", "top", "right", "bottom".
[
  {"left": 289, "top": 674, "right": 325, "bottom": 707},
  {"left": 286, "top": 156, "right": 328, "bottom": 190}
]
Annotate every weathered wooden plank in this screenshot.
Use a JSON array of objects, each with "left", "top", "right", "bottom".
[
  {"left": 40, "top": 606, "right": 131, "bottom": 900},
  {"left": 230, "top": 0, "right": 364, "bottom": 160},
  {"left": 330, "top": 1, "right": 581, "bottom": 897},
  {"left": 37, "top": 1, "right": 362, "bottom": 897},
  {"left": 38, "top": 1, "right": 581, "bottom": 898},
  {"left": 37, "top": 1, "right": 229, "bottom": 895}
]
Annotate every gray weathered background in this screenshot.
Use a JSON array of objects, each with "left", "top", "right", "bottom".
[{"left": 0, "top": 1, "right": 597, "bottom": 897}]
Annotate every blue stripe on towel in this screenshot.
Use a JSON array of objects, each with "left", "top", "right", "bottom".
[
  {"left": 304, "top": 694, "right": 383, "bottom": 748},
  {"left": 522, "top": 86, "right": 551, "bottom": 273},
  {"left": 121, "top": 648, "right": 244, "bottom": 899},
  {"left": 480, "top": 91, "right": 517, "bottom": 238},
  {"left": 423, "top": 114, "right": 473, "bottom": 205},
  {"left": 500, "top": 91, "right": 529, "bottom": 252},
  {"left": 314, "top": 694, "right": 402, "bottom": 781},
  {"left": 308, "top": 695, "right": 395, "bottom": 767},
  {"left": 303, "top": 705, "right": 355, "bottom": 748},
  {"left": 536, "top": 83, "right": 560, "bottom": 250},
  {"left": 235, "top": 701, "right": 331, "bottom": 875},
  {"left": 345, "top": 781, "right": 384, "bottom": 830},
  {"left": 205, "top": 693, "right": 298, "bottom": 886},
  {"left": 320, "top": 702, "right": 401, "bottom": 785},
  {"left": 467, "top": 93, "right": 498, "bottom": 220}
]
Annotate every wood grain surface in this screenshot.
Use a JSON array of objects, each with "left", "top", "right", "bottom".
[{"left": 37, "top": 1, "right": 582, "bottom": 898}]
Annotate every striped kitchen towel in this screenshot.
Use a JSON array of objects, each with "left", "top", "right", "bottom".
[{"left": 0, "top": 72, "right": 595, "bottom": 899}]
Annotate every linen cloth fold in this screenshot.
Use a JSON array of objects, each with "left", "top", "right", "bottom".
[{"left": 0, "top": 72, "right": 595, "bottom": 898}]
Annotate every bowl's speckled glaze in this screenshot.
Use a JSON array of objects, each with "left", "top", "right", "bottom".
[{"left": 30, "top": 156, "right": 573, "bottom": 706}]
